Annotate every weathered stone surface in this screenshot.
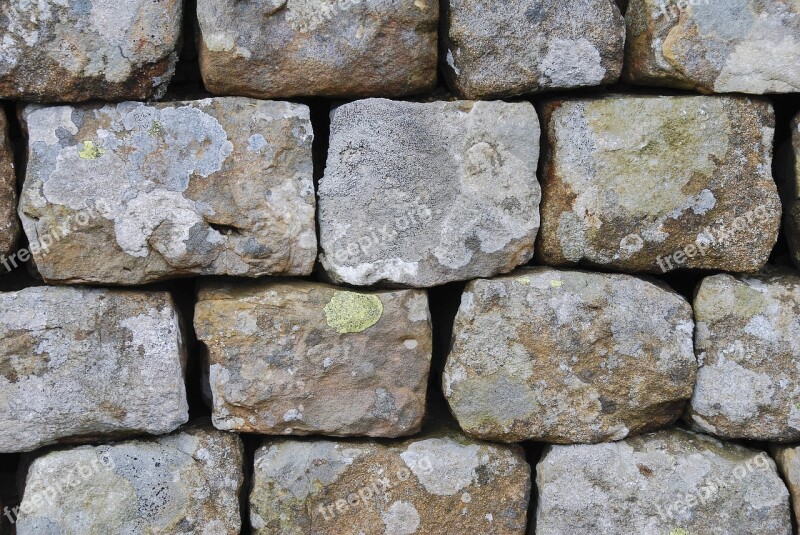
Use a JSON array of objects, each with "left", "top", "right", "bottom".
[
  {"left": 0, "top": 0, "right": 182, "bottom": 102},
  {"left": 537, "top": 94, "right": 781, "bottom": 273},
  {"left": 771, "top": 444, "right": 800, "bottom": 525},
  {"left": 442, "top": 0, "right": 625, "bottom": 99},
  {"left": 686, "top": 270, "right": 800, "bottom": 442},
  {"left": 778, "top": 113, "right": 800, "bottom": 270},
  {"left": 197, "top": 0, "right": 438, "bottom": 99},
  {"left": 195, "top": 280, "right": 432, "bottom": 438},
  {"left": 250, "top": 427, "right": 530, "bottom": 534},
  {"left": 444, "top": 267, "right": 695, "bottom": 444},
  {"left": 624, "top": 0, "right": 800, "bottom": 94},
  {"left": 16, "top": 423, "right": 243, "bottom": 534},
  {"left": 319, "top": 98, "right": 541, "bottom": 288},
  {"left": 0, "top": 286, "right": 188, "bottom": 453},
  {"left": 0, "top": 111, "right": 19, "bottom": 260},
  {"left": 536, "top": 428, "right": 791, "bottom": 534},
  {"left": 19, "top": 98, "right": 316, "bottom": 285}
]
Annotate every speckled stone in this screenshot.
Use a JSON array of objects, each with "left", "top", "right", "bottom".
[
  {"left": 444, "top": 268, "right": 695, "bottom": 444},
  {"left": 778, "top": 113, "right": 800, "bottom": 270},
  {"left": 442, "top": 0, "right": 625, "bottom": 99},
  {"left": 195, "top": 279, "right": 432, "bottom": 438},
  {"left": 19, "top": 97, "right": 316, "bottom": 285},
  {"left": 536, "top": 428, "right": 791, "bottom": 535},
  {"left": 16, "top": 423, "right": 243, "bottom": 534},
  {"left": 250, "top": 427, "right": 530, "bottom": 534},
  {"left": 686, "top": 270, "right": 800, "bottom": 442},
  {"left": 624, "top": 0, "right": 800, "bottom": 94},
  {"left": 196, "top": 0, "right": 438, "bottom": 99},
  {"left": 771, "top": 444, "right": 800, "bottom": 525},
  {"left": 537, "top": 94, "right": 781, "bottom": 273},
  {"left": 0, "top": 111, "right": 19, "bottom": 260},
  {"left": 0, "top": 286, "right": 188, "bottom": 453},
  {"left": 319, "top": 98, "right": 541, "bottom": 288},
  {"left": 0, "top": 0, "right": 182, "bottom": 102}
]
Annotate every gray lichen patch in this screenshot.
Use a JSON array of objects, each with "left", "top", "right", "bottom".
[
  {"left": 0, "top": 0, "right": 182, "bottom": 101},
  {"left": 0, "top": 286, "right": 188, "bottom": 453},
  {"left": 194, "top": 279, "right": 432, "bottom": 438},
  {"left": 19, "top": 97, "right": 317, "bottom": 285},
  {"left": 319, "top": 98, "right": 541, "bottom": 288},
  {"left": 444, "top": 267, "right": 696, "bottom": 444},
  {"left": 687, "top": 269, "right": 800, "bottom": 442},
  {"left": 537, "top": 94, "right": 781, "bottom": 273}
]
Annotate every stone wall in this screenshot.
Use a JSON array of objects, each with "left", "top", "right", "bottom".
[{"left": 1, "top": 1, "right": 800, "bottom": 534}]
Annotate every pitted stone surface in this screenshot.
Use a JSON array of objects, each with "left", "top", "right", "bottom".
[
  {"left": 536, "top": 429, "right": 791, "bottom": 535},
  {"left": 195, "top": 279, "right": 432, "bottom": 437},
  {"left": 19, "top": 97, "right": 316, "bottom": 285},
  {"left": 0, "top": 0, "right": 182, "bottom": 102},
  {"left": 0, "top": 111, "right": 19, "bottom": 259},
  {"left": 537, "top": 94, "right": 781, "bottom": 273},
  {"left": 319, "top": 98, "right": 541, "bottom": 288},
  {"left": 16, "top": 424, "right": 243, "bottom": 534},
  {"left": 197, "top": 0, "right": 438, "bottom": 98},
  {"left": 444, "top": 268, "right": 696, "bottom": 444},
  {"left": 0, "top": 286, "right": 188, "bottom": 453},
  {"left": 686, "top": 270, "right": 800, "bottom": 442},
  {"left": 624, "top": 0, "right": 800, "bottom": 94},
  {"left": 443, "top": 0, "right": 625, "bottom": 99},
  {"left": 250, "top": 428, "right": 530, "bottom": 534}
]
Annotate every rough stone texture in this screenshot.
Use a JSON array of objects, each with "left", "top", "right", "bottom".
[
  {"left": 444, "top": 267, "right": 695, "bottom": 444},
  {"left": 442, "top": 0, "right": 625, "bottom": 99},
  {"left": 686, "top": 270, "right": 800, "bottom": 442},
  {"left": 778, "top": 113, "right": 800, "bottom": 270},
  {"left": 195, "top": 280, "right": 432, "bottom": 438},
  {"left": 536, "top": 428, "right": 792, "bottom": 535},
  {"left": 771, "top": 444, "right": 800, "bottom": 524},
  {"left": 319, "top": 98, "right": 541, "bottom": 288},
  {"left": 537, "top": 94, "right": 781, "bottom": 273},
  {"left": 0, "top": 286, "right": 188, "bottom": 453},
  {"left": 196, "top": 0, "right": 438, "bottom": 99},
  {"left": 19, "top": 97, "right": 316, "bottom": 285},
  {"left": 16, "top": 423, "right": 243, "bottom": 534},
  {"left": 0, "top": 0, "right": 182, "bottom": 102},
  {"left": 0, "top": 111, "right": 19, "bottom": 259},
  {"left": 624, "top": 0, "right": 800, "bottom": 94},
  {"left": 250, "top": 427, "right": 530, "bottom": 534}
]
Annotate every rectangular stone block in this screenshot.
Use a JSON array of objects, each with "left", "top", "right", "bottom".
[
  {"left": 0, "top": 286, "right": 188, "bottom": 453},
  {"left": 195, "top": 280, "right": 432, "bottom": 438},
  {"left": 250, "top": 428, "right": 530, "bottom": 534},
  {"left": 443, "top": 0, "right": 625, "bottom": 99},
  {"left": 19, "top": 97, "right": 316, "bottom": 285},
  {"left": 15, "top": 424, "right": 243, "bottom": 534},
  {"left": 0, "top": 0, "right": 182, "bottom": 102},
  {"left": 771, "top": 444, "right": 800, "bottom": 527},
  {"left": 196, "top": 0, "right": 438, "bottom": 98},
  {"left": 0, "top": 111, "right": 19, "bottom": 261},
  {"left": 624, "top": 0, "right": 800, "bottom": 94},
  {"left": 536, "top": 429, "right": 791, "bottom": 534},
  {"left": 537, "top": 94, "right": 781, "bottom": 273},
  {"left": 444, "top": 267, "right": 695, "bottom": 444},
  {"left": 319, "top": 98, "right": 541, "bottom": 287},
  {"left": 687, "top": 269, "right": 800, "bottom": 442}
]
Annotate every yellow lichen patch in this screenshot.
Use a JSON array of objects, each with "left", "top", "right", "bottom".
[
  {"left": 78, "top": 140, "right": 104, "bottom": 160},
  {"left": 516, "top": 276, "right": 530, "bottom": 285},
  {"left": 550, "top": 280, "right": 563, "bottom": 288},
  {"left": 324, "top": 291, "right": 383, "bottom": 334},
  {"left": 670, "top": 529, "right": 689, "bottom": 535}
]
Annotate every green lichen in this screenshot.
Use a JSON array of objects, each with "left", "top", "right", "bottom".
[
  {"left": 78, "top": 140, "right": 104, "bottom": 160},
  {"left": 148, "top": 121, "right": 164, "bottom": 137},
  {"left": 670, "top": 529, "right": 689, "bottom": 535},
  {"left": 324, "top": 291, "right": 383, "bottom": 334}
]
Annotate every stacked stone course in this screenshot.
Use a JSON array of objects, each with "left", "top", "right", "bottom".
[{"left": 1, "top": 0, "right": 799, "bottom": 534}]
